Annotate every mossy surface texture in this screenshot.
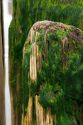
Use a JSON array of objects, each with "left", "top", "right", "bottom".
[
  {"left": 9, "top": 0, "right": 83, "bottom": 124},
  {"left": 22, "top": 21, "right": 83, "bottom": 125}
]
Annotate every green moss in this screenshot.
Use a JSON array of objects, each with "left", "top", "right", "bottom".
[
  {"left": 9, "top": 0, "right": 83, "bottom": 124},
  {"left": 57, "top": 113, "right": 72, "bottom": 125}
]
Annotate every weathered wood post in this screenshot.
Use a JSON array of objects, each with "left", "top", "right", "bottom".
[{"left": 22, "top": 21, "right": 83, "bottom": 125}]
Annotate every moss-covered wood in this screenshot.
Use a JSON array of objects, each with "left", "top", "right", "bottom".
[
  {"left": 9, "top": 1, "right": 83, "bottom": 125},
  {"left": 21, "top": 21, "right": 83, "bottom": 125}
]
